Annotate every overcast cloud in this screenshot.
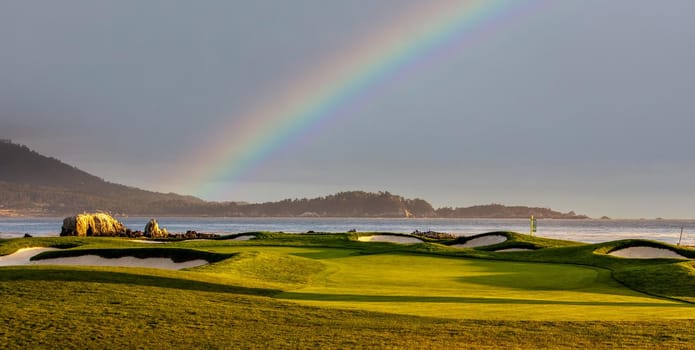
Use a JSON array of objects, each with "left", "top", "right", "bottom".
[{"left": 1, "top": 0, "right": 694, "bottom": 218}]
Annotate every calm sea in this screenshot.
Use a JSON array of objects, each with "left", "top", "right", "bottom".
[{"left": 1, "top": 217, "right": 694, "bottom": 245}]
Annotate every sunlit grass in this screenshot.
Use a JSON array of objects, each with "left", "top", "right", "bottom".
[
  {"left": 275, "top": 252, "right": 694, "bottom": 320},
  {"left": 3, "top": 276, "right": 694, "bottom": 349},
  {"left": 2, "top": 233, "right": 695, "bottom": 348}
]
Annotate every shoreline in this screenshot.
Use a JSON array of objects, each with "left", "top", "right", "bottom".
[{"left": 3, "top": 214, "right": 695, "bottom": 220}]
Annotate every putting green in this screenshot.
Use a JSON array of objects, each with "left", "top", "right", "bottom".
[{"left": 253, "top": 249, "right": 695, "bottom": 321}]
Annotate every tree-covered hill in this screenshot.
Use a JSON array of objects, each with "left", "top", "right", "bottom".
[
  {"left": 0, "top": 141, "right": 588, "bottom": 218},
  {"left": 0, "top": 140, "right": 205, "bottom": 215},
  {"left": 436, "top": 204, "right": 588, "bottom": 219}
]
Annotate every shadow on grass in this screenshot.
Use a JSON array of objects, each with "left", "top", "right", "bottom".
[
  {"left": 277, "top": 292, "right": 690, "bottom": 307},
  {"left": 453, "top": 269, "right": 644, "bottom": 298},
  {"left": 32, "top": 248, "right": 235, "bottom": 263},
  {"left": 0, "top": 267, "right": 280, "bottom": 296},
  {"left": 290, "top": 249, "right": 362, "bottom": 260}
]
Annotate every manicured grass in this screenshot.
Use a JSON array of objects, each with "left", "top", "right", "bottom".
[
  {"left": 275, "top": 251, "right": 694, "bottom": 321},
  {"left": 194, "top": 250, "right": 327, "bottom": 289},
  {"left": 2, "top": 232, "right": 695, "bottom": 348},
  {"left": 2, "top": 274, "right": 694, "bottom": 349},
  {"left": 614, "top": 262, "right": 695, "bottom": 303}
]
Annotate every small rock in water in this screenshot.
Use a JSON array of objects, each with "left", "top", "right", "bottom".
[{"left": 144, "top": 218, "right": 168, "bottom": 238}]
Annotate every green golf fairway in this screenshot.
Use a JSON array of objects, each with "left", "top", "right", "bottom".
[
  {"left": 190, "top": 246, "right": 693, "bottom": 320},
  {"left": 2, "top": 233, "right": 695, "bottom": 348},
  {"left": 277, "top": 251, "right": 693, "bottom": 320}
]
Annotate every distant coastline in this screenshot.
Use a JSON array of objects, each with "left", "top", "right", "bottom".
[{"left": 2, "top": 140, "right": 589, "bottom": 219}]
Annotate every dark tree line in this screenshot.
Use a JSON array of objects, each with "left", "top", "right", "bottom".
[{"left": 435, "top": 204, "right": 587, "bottom": 219}]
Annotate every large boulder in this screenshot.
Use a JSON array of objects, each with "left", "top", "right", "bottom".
[
  {"left": 61, "top": 213, "right": 128, "bottom": 236},
  {"left": 144, "top": 218, "right": 168, "bottom": 238}
]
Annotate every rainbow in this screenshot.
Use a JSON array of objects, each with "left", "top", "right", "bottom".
[{"left": 173, "top": 0, "right": 538, "bottom": 198}]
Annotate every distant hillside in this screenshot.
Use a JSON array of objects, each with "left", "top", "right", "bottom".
[
  {"left": 230, "top": 191, "right": 436, "bottom": 217},
  {"left": 0, "top": 141, "right": 589, "bottom": 218},
  {"left": 436, "top": 204, "right": 588, "bottom": 219},
  {"left": 0, "top": 140, "right": 205, "bottom": 216}
]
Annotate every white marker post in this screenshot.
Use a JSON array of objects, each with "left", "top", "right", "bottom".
[{"left": 530, "top": 215, "right": 537, "bottom": 236}]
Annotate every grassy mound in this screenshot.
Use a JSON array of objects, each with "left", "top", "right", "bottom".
[
  {"left": 195, "top": 251, "right": 326, "bottom": 289},
  {"left": 614, "top": 262, "right": 695, "bottom": 303}
]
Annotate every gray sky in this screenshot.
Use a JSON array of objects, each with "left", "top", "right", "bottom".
[{"left": 2, "top": 0, "right": 694, "bottom": 218}]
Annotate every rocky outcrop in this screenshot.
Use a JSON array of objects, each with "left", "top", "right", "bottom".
[
  {"left": 411, "top": 230, "right": 456, "bottom": 240},
  {"left": 168, "top": 230, "right": 219, "bottom": 240},
  {"left": 61, "top": 213, "right": 128, "bottom": 236},
  {"left": 144, "top": 218, "right": 168, "bottom": 238}
]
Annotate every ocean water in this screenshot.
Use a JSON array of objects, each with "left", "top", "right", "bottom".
[{"left": 1, "top": 217, "right": 694, "bottom": 245}]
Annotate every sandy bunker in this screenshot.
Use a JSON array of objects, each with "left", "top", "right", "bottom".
[
  {"left": 232, "top": 235, "right": 256, "bottom": 241},
  {"left": 0, "top": 247, "right": 207, "bottom": 270},
  {"left": 358, "top": 235, "right": 423, "bottom": 244},
  {"left": 34, "top": 256, "right": 207, "bottom": 270},
  {"left": 451, "top": 234, "right": 507, "bottom": 248},
  {"left": 495, "top": 248, "right": 532, "bottom": 252},
  {"left": 0, "top": 247, "right": 59, "bottom": 266},
  {"left": 608, "top": 246, "right": 689, "bottom": 260}
]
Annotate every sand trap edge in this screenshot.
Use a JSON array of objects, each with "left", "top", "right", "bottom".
[
  {"left": 608, "top": 246, "right": 690, "bottom": 260},
  {"left": 357, "top": 235, "right": 423, "bottom": 244},
  {"left": 451, "top": 234, "right": 508, "bottom": 248},
  {"left": 33, "top": 255, "right": 208, "bottom": 270},
  {"left": 494, "top": 248, "right": 533, "bottom": 252}
]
